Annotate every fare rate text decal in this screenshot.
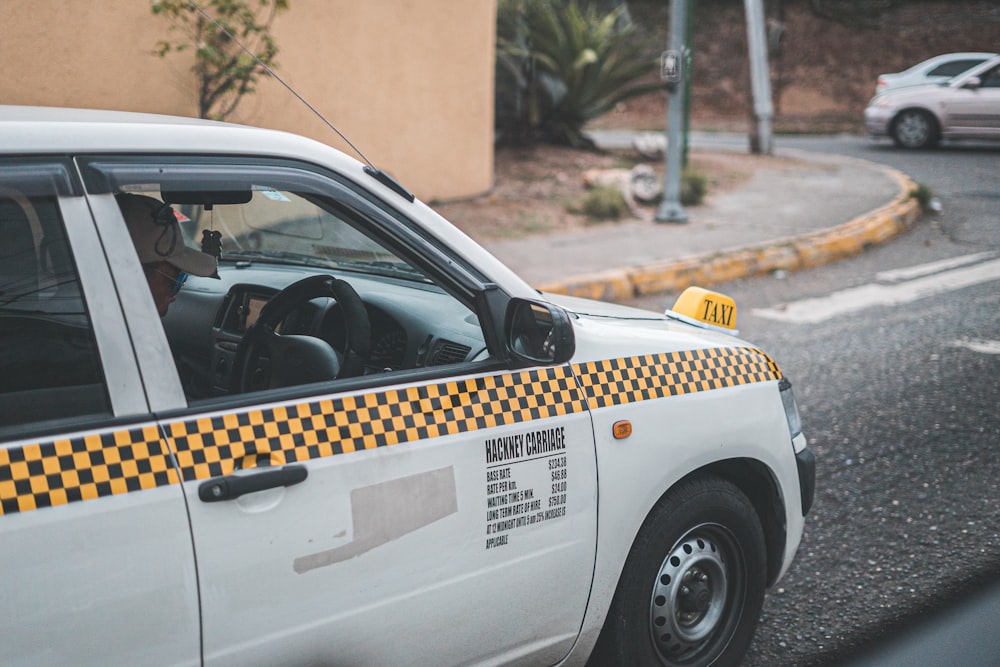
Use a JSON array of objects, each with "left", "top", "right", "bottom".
[{"left": 484, "top": 426, "right": 567, "bottom": 550}]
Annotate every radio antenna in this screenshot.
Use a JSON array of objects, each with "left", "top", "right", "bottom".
[{"left": 189, "top": 1, "right": 374, "bottom": 169}]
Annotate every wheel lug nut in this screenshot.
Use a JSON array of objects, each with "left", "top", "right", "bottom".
[{"left": 680, "top": 586, "right": 690, "bottom": 596}]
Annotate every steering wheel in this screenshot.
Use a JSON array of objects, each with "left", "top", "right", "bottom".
[{"left": 232, "top": 275, "right": 371, "bottom": 393}]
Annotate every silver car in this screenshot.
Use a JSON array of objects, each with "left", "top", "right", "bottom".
[
  {"left": 875, "top": 52, "right": 997, "bottom": 94},
  {"left": 864, "top": 55, "right": 1000, "bottom": 148}
]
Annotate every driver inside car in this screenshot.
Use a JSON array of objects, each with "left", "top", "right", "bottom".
[{"left": 117, "top": 193, "right": 219, "bottom": 317}]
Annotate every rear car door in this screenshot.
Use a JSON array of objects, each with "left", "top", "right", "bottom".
[
  {"left": 83, "top": 156, "right": 599, "bottom": 666},
  {"left": 0, "top": 159, "right": 200, "bottom": 665}
]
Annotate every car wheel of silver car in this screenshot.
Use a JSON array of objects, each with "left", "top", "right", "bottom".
[
  {"left": 592, "top": 477, "right": 766, "bottom": 667},
  {"left": 891, "top": 109, "right": 938, "bottom": 149}
]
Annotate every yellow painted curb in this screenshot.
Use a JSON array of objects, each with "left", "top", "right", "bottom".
[{"left": 536, "top": 163, "right": 923, "bottom": 299}]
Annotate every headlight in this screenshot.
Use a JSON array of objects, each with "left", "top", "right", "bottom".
[{"left": 779, "top": 377, "right": 802, "bottom": 440}]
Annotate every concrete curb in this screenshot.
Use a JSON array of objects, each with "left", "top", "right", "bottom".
[{"left": 535, "top": 161, "right": 923, "bottom": 301}]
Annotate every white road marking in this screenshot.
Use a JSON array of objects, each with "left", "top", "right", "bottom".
[
  {"left": 754, "top": 257, "right": 1000, "bottom": 324},
  {"left": 948, "top": 339, "right": 1000, "bottom": 355},
  {"left": 876, "top": 252, "right": 997, "bottom": 284}
]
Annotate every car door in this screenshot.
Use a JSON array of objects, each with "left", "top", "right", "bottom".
[
  {"left": 945, "top": 62, "right": 1000, "bottom": 136},
  {"left": 0, "top": 159, "right": 200, "bottom": 666},
  {"left": 84, "top": 156, "right": 599, "bottom": 666}
]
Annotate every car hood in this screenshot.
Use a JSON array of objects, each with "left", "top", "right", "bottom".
[
  {"left": 543, "top": 292, "right": 667, "bottom": 320},
  {"left": 543, "top": 292, "right": 759, "bottom": 360},
  {"left": 877, "top": 82, "right": 949, "bottom": 101}
]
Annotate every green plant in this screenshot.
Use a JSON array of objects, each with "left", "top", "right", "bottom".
[
  {"left": 152, "top": 0, "right": 289, "bottom": 120},
  {"left": 576, "top": 185, "right": 629, "bottom": 220},
  {"left": 909, "top": 182, "right": 933, "bottom": 210},
  {"left": 680, "top": 168, "right": 708, "bottom": 206},
  {"left": 496, "top": 0, "right": 661, "bottom": 148}
]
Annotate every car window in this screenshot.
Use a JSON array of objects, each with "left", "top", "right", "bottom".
[
  {"left": 175, "top": 188, "right": 431, "bottom": 283},
  {"left": 928, "top": 58, "right": 985, "bottom": 78},
  {"left": 83, "top": 159, "right": 493, "bottom": 406},
  {"left": 0, "top": 183, "right": 111, "bottom": 433},
  {"left": 979, "top": 64, "right": 1000, "bottom": 88}
]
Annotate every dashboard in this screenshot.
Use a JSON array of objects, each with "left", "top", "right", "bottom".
[{"left": 162, "top": 263, "right": 489, "bottom": 398}]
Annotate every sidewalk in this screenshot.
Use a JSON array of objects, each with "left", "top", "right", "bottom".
[{"left": 480, "top": 137, "right": 923, "bottom": 302}]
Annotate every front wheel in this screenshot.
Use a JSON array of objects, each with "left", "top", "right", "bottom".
[
  {"left": 891, "top": 109, "right": 938, "bottom": 149},
  {"left": 594, "top": 477, "right": 767, "bottom": 667}
]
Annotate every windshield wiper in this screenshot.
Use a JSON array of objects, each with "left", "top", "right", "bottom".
[
  {"left": 338, "top": 259, "right": 430, "bottom": 282},
  {"left": 222, "top": 252, "right": 429, "bottom": 282}
]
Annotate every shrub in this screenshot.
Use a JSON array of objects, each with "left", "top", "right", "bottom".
[
  {"left": 908, "top": 183, "right": 933, "bottom": 210},
  {"left": 576, "top": 185, "right": 629, "bottom": 220},
  {"left": 152, "top": 0, "right": 289, "bottom": 121},
  {"left": 680, "top": 168, "right": 708, "bottom": 206},
  {"left": 496, "top": 0, "right": 661, "bottom": 148}
]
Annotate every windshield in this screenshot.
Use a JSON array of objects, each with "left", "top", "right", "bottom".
[{"left": 124, "top": 185, "right": 430, "bottom": 282}]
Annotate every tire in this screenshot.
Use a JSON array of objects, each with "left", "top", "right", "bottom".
[
  {"left": 593, "top": 477, "right": 767, "bottom": 667},
  {"left": 891, "top": 109, "right": 938, "bottom": 149}
]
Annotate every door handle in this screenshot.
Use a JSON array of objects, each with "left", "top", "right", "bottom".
[{"left": 198, "top": 464, "right": 308, "bottom": 502}]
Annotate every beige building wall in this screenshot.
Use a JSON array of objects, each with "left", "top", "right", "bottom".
[{"left": 0, "top": 1, "right": 496, "bottom": 201}]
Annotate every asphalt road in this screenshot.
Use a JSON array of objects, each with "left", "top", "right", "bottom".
[{"left": 628, "top": 135, "right": 1000, "bottom": 665}]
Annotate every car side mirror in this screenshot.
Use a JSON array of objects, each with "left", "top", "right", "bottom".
[
  {"left": 504, "top": 298, "right": 575, "bottom": 365},
  {"left": 962, "top": 76, "right": 982, "bottom": 90}
]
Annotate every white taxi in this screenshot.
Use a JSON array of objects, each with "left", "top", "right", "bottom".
[{"left": 0, "top": 106, "right": 813, "bottom": 667}]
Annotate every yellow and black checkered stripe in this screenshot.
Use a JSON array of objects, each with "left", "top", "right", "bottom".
[
  {"left": 0, "top": 347, "right": 779, "bottom": 516},
  {"left": 165, "top": 366, "right": 587, "bottom": 482},
  {"left": 0, "top": 426, "right": 178, "bottom": 515},
  {"left": 574, "top": 346, "right": 782, "bottom": 409}
]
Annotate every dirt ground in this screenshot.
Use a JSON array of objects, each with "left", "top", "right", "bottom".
[
  {"left": 433, "top": 146, "right": 804, "bottom": 241},
  {"left": 435, "top": 0, "right": 997, "bottom": 241}
]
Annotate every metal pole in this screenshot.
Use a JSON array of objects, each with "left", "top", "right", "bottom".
[
  {"left": 655, "top": 0, "right": 689, "bottom": 223},
  {"left": 744, "top": 0, "right": 774, "bottom": 154},
  {"left": 682, "top": 1, "right": 693, "bottom": 169}
]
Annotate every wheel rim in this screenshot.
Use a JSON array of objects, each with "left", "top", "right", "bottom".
[
  {"left": 649, "top": 523, "right": 744, "bottom": 664},
  {"left": 895, "top": 111, "right": 931, "bottom": 148}
]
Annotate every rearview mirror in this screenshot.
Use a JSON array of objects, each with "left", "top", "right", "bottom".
[
  {"left": 504, "top": 298, "right": 575, "bottom": 365},
  {"left": 162, "top": 189, "right": 253, "bottom": 206}
]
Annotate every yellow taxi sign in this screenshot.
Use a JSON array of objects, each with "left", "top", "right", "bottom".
[{"left": 665, "top": 286, "right": 739, "bottom": 335}]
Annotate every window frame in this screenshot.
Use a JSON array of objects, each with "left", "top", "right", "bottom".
[
  {"left": 0, "top": 158, "right": 149, "bottom": 440},
  {"left": 80, "top": 154, "right": 515, "bottom": 416}
]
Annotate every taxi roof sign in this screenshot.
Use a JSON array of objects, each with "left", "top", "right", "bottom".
[{"left": 665, "top": 286, "right": 739, "bottom": 335}]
